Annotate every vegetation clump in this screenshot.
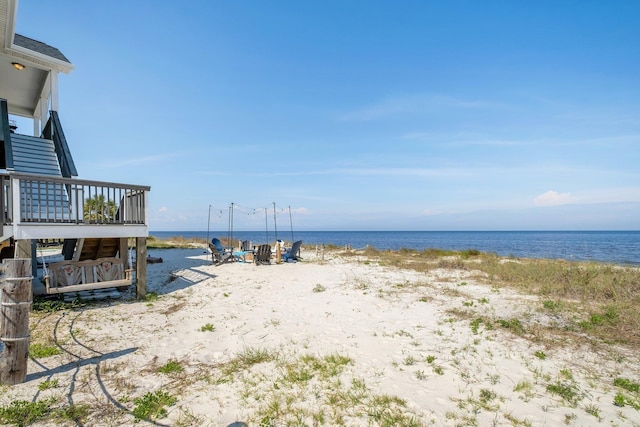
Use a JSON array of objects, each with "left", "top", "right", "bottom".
[
  {"left": 29, "top": 342, "right": 62, "bottom": 358},
  {"left": 158, "top": 359, "right": 184, "bottom": 375},
  {"left": 0, "top": 399, "right": 90, "bottom": 426},
  {"left": 132, "top": 390, "right": 177, "bottom": 422},
  {"left": 358, "top": 247, "right": 640, "bottom": 348},
  {"left": 32, "top": 297, "right": 85, "bottom": 313},
  {"left": 200, "top": 323, "right": 215, "bottom": 332},
  {"left": 0, "top": 399, "right": 53, "bottom": 426}
]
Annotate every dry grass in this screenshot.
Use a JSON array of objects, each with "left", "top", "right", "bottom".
[
  {"left": 145, "top": 235, "right": 207, "bottom": 249},
  {"left": 353, "top": 248, "right": 640, "bottom": 349}
]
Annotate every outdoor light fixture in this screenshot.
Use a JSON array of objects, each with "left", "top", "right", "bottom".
[{"left": 11, "top": 62, "right": 25, "bottom": 71}]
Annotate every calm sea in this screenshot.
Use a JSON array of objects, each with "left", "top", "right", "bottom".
[{"left": 150, "top": 230, "right": 640, "bottom": 265}]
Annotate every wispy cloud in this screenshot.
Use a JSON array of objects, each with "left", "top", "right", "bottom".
[
  {"left": 247, "top": 164, "right": 599, "bottom": 179},
  {"left": 534, "top": 190, "right": 573, "bottom": 206},
  {"left": 422, "top": 209, "right": 454, "bottom": 216},
  {"left": 402, "top": 131, "right": 640, "bottom": 148},
  {"left": 99, "top": 153, "right": 182, "bottom": 168},
  {"left": 558, "top": 134, "right": 640, "bottom": 146},
  {"left": 401, "top": 131, "right": 525, "bottom": 146},
  {"left": 340, "top": 94, "right": 500, "bottom": 121},
  {"left": 573, "top": 188, "right": 640, "bottom": 204},
  {"left": 335, "top": 167, "right": 470, "bottom": 177},
  {"left": 255, "top": 167, "right": 471, "bottom": 178}
]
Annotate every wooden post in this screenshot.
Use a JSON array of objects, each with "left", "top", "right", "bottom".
[
  {"left": 135, "top": 237, "right": 147, "bottom": 300},
  {"left": 14, "top": 240, "right": 37, "bottom": 279},
  {"left": 118, "top": 238, "right": 128, "bottom": 266},
  {"left": 1, "top": 258, "right": 32, "bottom": 385}
]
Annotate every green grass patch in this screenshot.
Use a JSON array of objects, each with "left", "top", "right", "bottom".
[
  {"left": 496, "top": 318, "right": 525, "bottom": 335},
  {"left": 200, "top": 323, "right": 215, "bottom": 332},
  {"left": 38, "top": 378, "right": 59, "bottom": 391},
  {"left": 219, "top": 347, "right": 279, "bottom": 381},
  {"left": 614, "top": 377, "right": 640, "bottom": 393},
  {"left": 142, "top": 292, "right": 159, "bottom": 302},
  {"left": 30, "top": 342, "right": 62, "bottom": 358},
  {"left": 54, "top": 404, "right": 90, "bottom": 424},
  {"left": 367, "top": 394, "right": 422, "bottom": 427},
  {"left": 0, "top": 398, "right": 90, "bottom": 426},
  {"left": 158, "top": 359, "right": 184, "bottom": 375},
  {"left": 132, "top": 390, "right": 177, "bottom": 422},
  {"left": 0, "top": 399, "right": 53, "bottom": 426},
  {"left": 32, "top": 297, "right": 85, "bottom": 313},
  {"left": 470, "top": 318, "right": 484, "bottom": 334},
  {"left": 546, "top": 381, "right": 581, "bottom": 407},
  {"left": 613, "top": 392, "right": 640, "bottom": 410},
  {"left": 542, "top": 300, "right": 563, "bottom": 311}
]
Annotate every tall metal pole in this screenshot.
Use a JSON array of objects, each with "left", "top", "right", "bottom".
[
  {"left": 230, "top": 202, "right": 234, "bottom": 245},
  {"left": 265, "top": 208, "right": 269, "bottom": 243},
  {"left": 273, "top": 202, "right": 278, "bottom": 243},
  {"left": 206, "top": 204, "right": 211, "bottom": 258},
  {"left": 227, "top": 204, "right": 232, "bottom": 244},
  {"left": 289, "top": 205, "right": 294, "bottom": 243}
]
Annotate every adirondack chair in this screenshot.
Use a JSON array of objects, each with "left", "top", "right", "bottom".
[
  {"left": 282, "top": 240, "right": 303, "bottom": 262},
  {"left": 209, "top": 238, "right": 234, "bottom": 266},
  {"left": 254, "top": 244, "right": 272, "bottom": 265},
  {"left": 240, "top": 240, "right": 252, "bottom": 251}
]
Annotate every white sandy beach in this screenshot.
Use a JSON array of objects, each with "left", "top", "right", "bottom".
[{"left": 2, "top": 246, "right": 640, "bottom": 426}]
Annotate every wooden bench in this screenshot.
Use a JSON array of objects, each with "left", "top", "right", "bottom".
[{"left": 44, "top": 257, "right": 132, "bottom": 294}]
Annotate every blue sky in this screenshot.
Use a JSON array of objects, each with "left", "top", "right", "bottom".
[{"left": 13, "top": 1, "right": 640, "bottom": 231}]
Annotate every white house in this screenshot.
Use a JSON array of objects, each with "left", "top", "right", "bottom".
[{"left": 1, "top": 0, "right": 149, "bottom": 296}]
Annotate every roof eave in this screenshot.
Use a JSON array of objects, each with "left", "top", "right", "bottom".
[
  {"left": 2, "top": 0, "right": 18, "bottom": 49},
  {"left": 6, "top": 43, "right": 74, "bottom": 74}
]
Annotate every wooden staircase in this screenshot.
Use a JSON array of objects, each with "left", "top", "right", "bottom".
[{"left": 76, "top": 238, "right": 123, "bottom": 260}]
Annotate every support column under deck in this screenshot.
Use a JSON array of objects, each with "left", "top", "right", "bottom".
[
  {"left": 14, "top": 240, "right": 36, "bottom": 279},
  {"left": 135, "top": 237, "right": 147, "bottom": 299}
]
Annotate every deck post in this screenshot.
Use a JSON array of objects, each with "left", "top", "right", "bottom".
[
  {"left": 14, "top": 240, "right": 37, "bottom": 278},
  {"left": 1, "top": 258, "right": 32, "bottom": 385},
  {"left": 119, "top": 238, "right": 129, "bottom": 267},
  {"left": 135, "top": 237, "right": 147, "bottom": 300}
]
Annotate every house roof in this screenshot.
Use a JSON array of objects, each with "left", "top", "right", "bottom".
[
  {"left": 13, "top": 33, "right": 71, "bottom": 64},
  {"left": 0, "top": 0, "right": 76, "bottom": 116}
]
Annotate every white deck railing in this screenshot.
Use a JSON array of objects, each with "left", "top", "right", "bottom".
[{"left": 1, "top": 173, "right": 150, "bottom": 226}]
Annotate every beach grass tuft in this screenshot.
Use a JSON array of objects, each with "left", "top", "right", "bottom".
[
  {"left": 0, "top": 399, "right": 53, "bottom": 426},
  {"left": 132, "top": 390, "right": 177, "bottom": 422},
  {"left": 0, "top": 399, "right": 90, "bottom": 426},
  {"left": 158, "top": 359, "right": 184, "bottom": 375},
  {"left": 29, "top": 342, "right": 62, "bottom": 358}
]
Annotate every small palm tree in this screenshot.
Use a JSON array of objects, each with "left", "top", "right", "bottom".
[{"left": 84, "top": 195, "right": 116, "bottom": 222}]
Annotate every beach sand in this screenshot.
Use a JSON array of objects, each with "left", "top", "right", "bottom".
[{"left": 2, "top": 246, "right": 639, "bottom": 426}]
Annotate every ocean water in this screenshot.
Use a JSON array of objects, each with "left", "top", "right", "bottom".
[{"left": 150, "top": 230, "right": 640, "bottom": 265}]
